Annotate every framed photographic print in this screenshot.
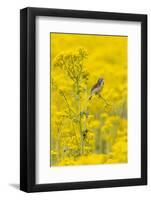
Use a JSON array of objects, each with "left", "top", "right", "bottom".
[{"left": 20, "top": 7, "right": 147, "bottom": 192}]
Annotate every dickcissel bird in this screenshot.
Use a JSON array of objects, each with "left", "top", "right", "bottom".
[{"left": 89, "top": 77, "right": 104, "bottom": 100}]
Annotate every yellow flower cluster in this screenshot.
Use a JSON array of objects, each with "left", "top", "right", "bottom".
[{"left": 50, "top": 33, "right": 127, "bottom": 166}]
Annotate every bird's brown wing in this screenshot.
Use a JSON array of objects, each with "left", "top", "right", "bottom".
[{"left": 91, "top": 83, "right": 98, "bottom": 92}]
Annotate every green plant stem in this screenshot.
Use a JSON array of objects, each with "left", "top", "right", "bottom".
[
  {"left": 60, "top": 90, "right": 75, "bottom": 115},
  {"left": 60, "top": 89, "right": 80, "bottom": 152},
  {"left": 76, "top": 79, "right": 84, "bottom": 155}
]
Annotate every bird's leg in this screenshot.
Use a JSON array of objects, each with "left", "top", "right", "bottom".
[{"left": 88, "top": 95, "right": 92, "bottom": 100}]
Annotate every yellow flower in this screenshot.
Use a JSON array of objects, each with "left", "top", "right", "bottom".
[{"left": 88, "top": 119, "right": 100, "bottom": 129}]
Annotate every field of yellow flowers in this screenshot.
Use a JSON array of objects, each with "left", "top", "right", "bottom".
[{"left": 50, "top": 33, "right": 128, "bottom": 166}]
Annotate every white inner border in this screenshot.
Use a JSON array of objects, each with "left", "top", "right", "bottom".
[{"left": 36, "top": 16, "right": 141, "bottom": 184}]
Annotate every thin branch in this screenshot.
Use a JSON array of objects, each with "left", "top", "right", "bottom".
[
  {"left": 60, "top": 90, "right": 76, "bottom": 115},
  {"left": 99, "top": 94, "right": 111, "bottom": 106}
]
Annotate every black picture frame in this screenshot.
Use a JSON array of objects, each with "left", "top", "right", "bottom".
[{"left": 20, "top": 7, "right": 147, "bottom": 193}]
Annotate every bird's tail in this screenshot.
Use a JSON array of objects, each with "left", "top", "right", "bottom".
[{"left": 88, "top": 95, "right": 92, "bottom": 100}]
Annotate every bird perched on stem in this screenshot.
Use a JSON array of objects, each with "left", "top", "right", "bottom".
[
  {"left": 88, "top": 77, "right": 110, "bottom": 106},
  {"left": 89, "top": 77, "right": 104, "bottom": 100}
]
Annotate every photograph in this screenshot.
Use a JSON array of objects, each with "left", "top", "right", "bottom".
[
  {"left": 50, "top": 33, "right": 128, "bottom": 167},
  {"left": 20, "top": 7, "right": 147, "bottom": 192}
]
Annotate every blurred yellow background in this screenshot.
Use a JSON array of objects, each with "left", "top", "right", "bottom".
[{"left": 50, "top": 33, "right": 127, "bottom": 166}]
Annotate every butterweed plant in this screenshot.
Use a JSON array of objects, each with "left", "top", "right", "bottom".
[{"left": 53, "top": 48, "right": 89, "bottom": 155}]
